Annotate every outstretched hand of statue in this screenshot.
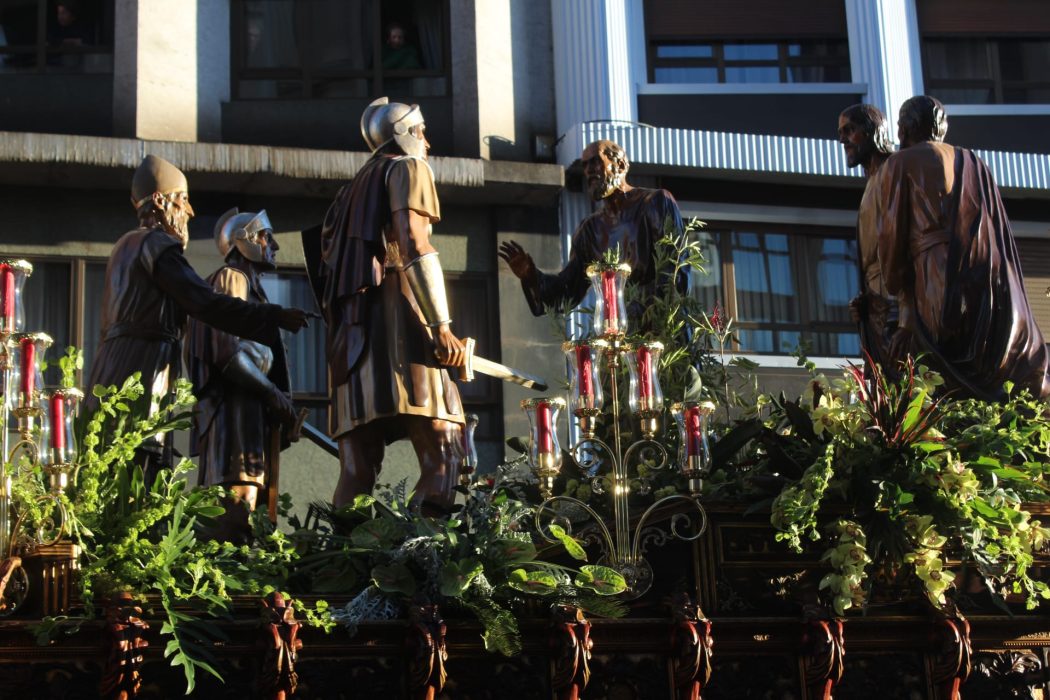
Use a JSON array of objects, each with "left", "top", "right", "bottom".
[
  {"left": 276, "top": 307, "right": 319, "bottom": 333},
  {"left": 498, "top": 240, "right": 536, "bottom": 281},
  {"left": 433, "top": 323, "right": 466, "bottom": 368}
]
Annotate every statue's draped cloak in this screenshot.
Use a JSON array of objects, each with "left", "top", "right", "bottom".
[
  {"left": 876, "top": 142, "right": 1050, "bottom": 400},
  {"left": 87, "top": 227, "right": 281, "bottom": 415},
  {"left": 185, "top": 266, "right": 291, "bottom": 487},
  {"left": 318, "top": 153, "right": 462, "bottom": 439},
  {"left": 520, "top": 188, "right": 684, "bottom": 316}
]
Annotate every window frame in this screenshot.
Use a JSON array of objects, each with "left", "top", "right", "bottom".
[
  {"left": 229, "top": 0, "right": 452, "bottom": 100},
  {"left": 695, "top": 222, "right": 860, "bottom": 356},
  {"left": 921, "top": 35, "right": 1050, "bottom": 105},
  {"left": 0, "top": 0, "right": 115, "bottom": 73},
  {"left": 647, "top": 38, "right": 851, "bottom": 85}
]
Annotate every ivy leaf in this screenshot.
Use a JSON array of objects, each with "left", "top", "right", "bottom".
[
  {"left": 371, "top": 563, "right": 417, "bottom": 596},
  {"left": 574, "top": 565, "right": 627, "bottom": 595},
  {"left": 438, "top": 559, "right": 483, "bottom": 597},
  {"left": 490, "top": 539, "right": 538, "bottom": 565},
  {"left": 507, "top": 568, "right": 558, "bottom": 595},
  {"left": 548, "top": 523, "right": 587, "bottom": 561},
  {"left": 351, "top": 518, "right": 401, "bottom": 550}
]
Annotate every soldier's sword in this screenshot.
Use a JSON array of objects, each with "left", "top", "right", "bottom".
[{"left": 458, "top": 338, "right": 548, "bottom": 391}]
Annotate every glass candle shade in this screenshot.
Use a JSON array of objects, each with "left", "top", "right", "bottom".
[
  {"left": 586, "top": 262, "right": 630, "bottom": 338},
  {"left": 42, "top": 388, "right": 82, "bottom": 469},
  {"left": 563, "top": 338, "right": 607, "bottom": 437},
  {"left": 8, "top": 332, "right": 52, "bottom": 411},
  {"left": 0, "top": 260, "right": 32, "bottom": 336},
  {"left": 521, "top": 397, "right": 565, "bottom": 498},
  {"left": 625, "top": 341, "right": 665, "bottom": 437},
  {"left": 671, "top": 400, "right": 716, "bottom": 495},
  {"left": 460, "top": 413, "right": 479, "bottom": 485}
]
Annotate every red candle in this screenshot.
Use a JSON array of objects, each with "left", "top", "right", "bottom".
[
  {"left": 575, "top": 345, "right": 593, "bottom": 399},
  {"left": 684, "top": 405, "right": 703, "bottom": 457},
  {"left": 637, "top": 346, "right": 653, "bottom": 409},
  {"left": 601, "top": 270, "right": 619, "bottom": 329},
  {"left": 20, "top": 338, "right": 35, "bottom": 399},
  {"left": 50, "top": 393, "right": 65, "bottom": 452},
  {"left": 1, "top": 265, "right": 14, "bottom": 333},
  {"left": 536, "top": 400, "right": 553, "bottom": 453}
]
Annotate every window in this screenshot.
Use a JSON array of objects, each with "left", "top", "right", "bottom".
[
  {"left": 0, "top": 0, "right": 114, "bottom": 73},
  {"left": 691, "top": 226, "right": 860, "bottom": 356},
  {"left": 649, "top": 39, "right": 851, "bottom": 84},
  {"left": 231, "top": 0, "right": 449, "bottom": 100},
  {"left": 923, "top": 37, "right": 1050, "bottom": 104}
]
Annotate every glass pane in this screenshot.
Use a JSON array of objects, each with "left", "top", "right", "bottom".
[
  {"left": 82, "top": 261, "right": 106, "bottom": 384},
  {"left": 306, "top": 0, "right": 375, "bottom": 75},
  {"left": 259, "top": 273, "right": 326, "bottom": 396},
  {"left": 929, "top": 87, "right": 993, "bottom": 104},
  {"left": 725, "top": 66, "right": 781, "bottom": 83},
  {"left": 382, "top": 5, "right": 443, "bottom": 70},
  {"left": 243, "top": 0, "right": 299, "bottom": 69},
  {"left": 731, "top": 232, "right": 798, "bottom": 324},
  {"left": 737, "top": 328, "right": 773, "bottom": 353},
  {"left": 237, "top": 79, "right": 304, "bottom": 99},
  {"left": 787, "top": 64, "right": 851, "bottom": 83},
  {"left": 998, "top": 40, "right": 1050, "bottom": 82},
  {"left": 778, "top": 330, "right": 800, "bottom": 354},
  {"left": 811, "top": 238, "right": 857, "bottom": 323},
  {"left": 924, "top": 39, "right": 991, "bottom": 80},
  {"left": 689, "top": 230, "right": 722, "bottom": 313},
  {"left": 656, "top": 43, "right": 713, "bottom": 59},
  {"left": 1003, "top": 87, "right": 1050, "bottom": 104},
  {"left": 788, "top": 40, "right": 849, "bottom": 59},
  {"left": 0, "top": 0, "right": 38, "bottom": 70},
  {"left": 22, "top": 261, "right": 71, "bottom": 386},
  {"left": 654, "top": 66, "right": 718, "bottom": 83},
  {"left": 724, "top": 43, "right": 778, "bottom": 61}
]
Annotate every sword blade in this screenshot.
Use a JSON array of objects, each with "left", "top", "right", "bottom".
[{"left": 471, "top": 355, "right": 549, "bottom": 392}]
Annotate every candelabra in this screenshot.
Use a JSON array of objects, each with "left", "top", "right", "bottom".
[
  {"left": 523, "top": 261, "right": 715, "bottom": 597},
  {"left": 0, "top": 260, "right": 82, "bottom": 616}
]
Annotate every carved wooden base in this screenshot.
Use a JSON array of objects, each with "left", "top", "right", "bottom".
[
  {"left": 258, "top": 591, "right": 302, "bottom": 700},
  {"left": 99, "top": 592, "right": 149, "bottom": 700},
  {"left": 801, "top": 618, "right": 845, "bottom": 700},
  {"left": 670, "top": 594, "right": 713, "bottom": 700},
  {"left": 406, "top": 600, "right": 447, "bottom": 700},
  {"left": 550, "top": 605, "right": 593, "bottom": 700},
  {"left": 928, "top": 614, "right": 972, "bottom": 700}
]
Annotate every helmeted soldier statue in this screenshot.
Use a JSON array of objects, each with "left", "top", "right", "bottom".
[
  {"left": 87, "top": 155, "right": 311, "bottom": 481},
  {"left": 185, "top": 208, "right": 297, "bottom": 541},
  {"left": 316, "top": 97, "right": 466, "bottom": 513}
]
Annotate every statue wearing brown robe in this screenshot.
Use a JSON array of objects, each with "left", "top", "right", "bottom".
[
  {"left": 500, "top": 140, "right": 684, "bottom": 317},
  {"left": 875, "top": 96, "right": 1050, "bottom": 400}
]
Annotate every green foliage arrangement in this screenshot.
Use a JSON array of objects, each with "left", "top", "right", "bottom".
[
  {"left": 17, "top": 369, "right": 300, "bottom": 694},
  {"left": 288, "top": 484, "right": 627, "bottom": 657},
  {"left": 729, "top": 356, "right": 1050, "bottom": 615}
]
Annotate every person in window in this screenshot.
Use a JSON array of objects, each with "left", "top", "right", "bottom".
[
  {"left": 381, "top": 21, "right": 421, "bottom": 70},
  {"left": 315, "top": 98, "right": 466, "bottom": 513},
  {"left": 875, "top": 95, "right": 1050, "bottom": 400},
  {"left": 185, "top": 209, "right": 297, "bottom": 543},
  {"left": 87, "top": 156, "right": 312, "bottom": 483},
  {"left": 838, "top": 103, "right": 897, "bottom": 374},
  {"left": 499, "top": 139, "right": 684, "bottom": 319},
  {"left": 47, "top": 1, "right": 92, "bottom": 68}
]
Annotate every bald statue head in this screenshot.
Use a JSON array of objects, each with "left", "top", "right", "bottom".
[
  {"left": 898, "top": 96, "right": 948, "bottom": 149},
  {"left": 838, "top": 104, "right": 894, "bottom": 171},
  {"left": 581, "top": 140, "right": 630, "bottom": 201}
]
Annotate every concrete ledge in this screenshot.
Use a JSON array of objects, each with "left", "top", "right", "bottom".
[{"left": 0, "top": 131, "right": 564, "bottom": 204}]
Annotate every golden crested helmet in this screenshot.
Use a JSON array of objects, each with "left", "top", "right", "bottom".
[
  {"left": 214, "top": 207, "right": 273, "bottom": 263},
  {"left": 360, "top": 96, "right": 426, "bottom": 157}
]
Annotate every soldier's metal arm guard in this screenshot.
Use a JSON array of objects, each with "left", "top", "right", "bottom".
[
  {"left": 403, "top": 252, "right": 452, "bottom": 327},
  {"left": 223, "top": 350, "right": 280, "bottom": 401}
]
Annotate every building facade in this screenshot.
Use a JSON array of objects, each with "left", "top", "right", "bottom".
[{"left": 0, "top": 0, "right": 1048, "bottom": 505}]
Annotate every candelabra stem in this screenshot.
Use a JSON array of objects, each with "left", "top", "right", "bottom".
[
  {"left": 607, "top": 351, "right": 630, "bottom": 566},
  {"left": 0, "top": 361, "right": 10, "bottom": 558}
]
